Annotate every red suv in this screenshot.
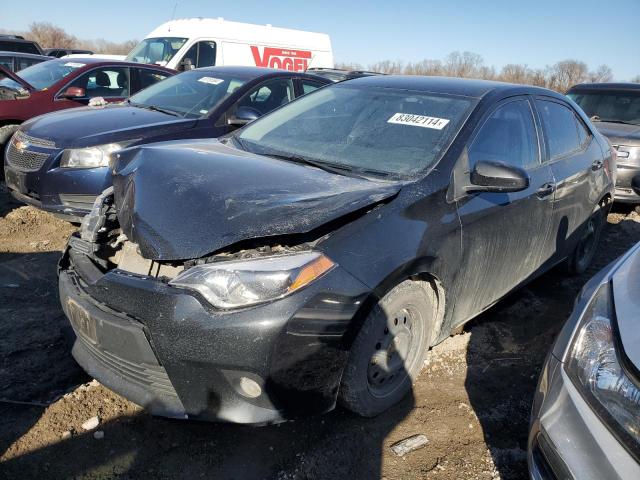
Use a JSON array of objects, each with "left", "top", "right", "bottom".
[{"left": 0, "top": 57, "right": 174, "bottom": 161}]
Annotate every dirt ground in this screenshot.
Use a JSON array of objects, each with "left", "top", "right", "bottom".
[{"left": 1, "top": 183, "right": 639, "bottom": 480}]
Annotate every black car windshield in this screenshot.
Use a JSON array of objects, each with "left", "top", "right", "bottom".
[
  {"left": 125, "top": 37, "right": 187, "bottom": 65},
  {"left": 0, "top": 59, "right": 85, "bottom": 90},
  {"left": 129, "top": 70, "right": 250, "bottom": 118},
  {"left": 568, "top": 91, "right": 640, "bottom": 126},
  {"left": 236, "top": 85, "right": 475, "bottom": 177}
]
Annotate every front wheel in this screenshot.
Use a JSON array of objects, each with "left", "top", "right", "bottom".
[
  {"left": 0, "top": 124, "right": 20, "bottom": 181},
  {"left": 339, "top": 280, "right": 438, "bottom": 417},
  {"left": 566, "top": 205, "right": 606, "bottom": 275}
]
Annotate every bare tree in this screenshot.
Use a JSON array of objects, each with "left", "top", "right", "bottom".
[
  {"left": 368, "top": 60, "right": 404, "bottom": 74},
  {"left": 28, "top": 22, "right": 76, "bottom": 49},
  {"left": 443, "top": 51, "right": 484, "bottom": 78},
  {"left": 500, "top": 64, "right": 533, "bottom": 84},
  {"left": 403, "top": 59, "right": 443, "bottom": 76},
  {"left": 334, "top": 61, "right": 364, "bottom": 71},
  {"left": 546, "top": 60, "right": 589, "bottom": 92},
  {"left": 588, "top": 64, "right": 613, "bottom": 83},
  {"left": 0, "top": 22, "right": 137, "bottom": 54}
]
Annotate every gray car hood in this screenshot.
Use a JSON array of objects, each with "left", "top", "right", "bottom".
[
  {"left": 112, "top": 139, "right": 402, "bottom": 261},
  {"left": 594, "top": 122, "right": 640, "bottom": 146},
  {"left": 612, "top": 242, "right": 640, "bottom": 372}
]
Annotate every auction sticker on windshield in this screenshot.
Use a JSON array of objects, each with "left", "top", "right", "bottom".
[
  {"left": 64, "top": 62, "right": 86, "bottom": 68},
  {"left": 198, "top": 77, "right": 224, "bottom": 85},
  {"left": 387, "top": 113, "right": 450, "bottom": 130}
]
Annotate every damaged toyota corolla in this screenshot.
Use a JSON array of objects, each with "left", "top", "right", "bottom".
[{"left": 59, "top": 76, "right": 615, "bottom": 424}]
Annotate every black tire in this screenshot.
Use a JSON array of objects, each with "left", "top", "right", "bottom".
[
  {"left": 339, "top": 280, "right": 438, "bottom": 417},
  {"left": 0, "top": 124, "right": 20, "bottom": 182},
  {"left": 566, "top": 204, "right": 606, "bottom": 275}
]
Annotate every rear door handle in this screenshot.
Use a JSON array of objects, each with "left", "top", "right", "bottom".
[
  {"left": 537, "top": 182, "right": 556, "bottom": 199},
  {"left": 592, "top": 159, "right": 604, "bottom": 171}
]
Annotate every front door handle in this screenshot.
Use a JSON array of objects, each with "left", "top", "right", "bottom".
[
  {"left": 537, "top": 182, "right": 556, "bottom": 199},
  {"left": 592, "top": 159, "right": 604, "bottom": 171}
]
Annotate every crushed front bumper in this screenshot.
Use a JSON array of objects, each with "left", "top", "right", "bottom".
[{"left": 59, "top": 243, "right": 370, "bottom": 424}]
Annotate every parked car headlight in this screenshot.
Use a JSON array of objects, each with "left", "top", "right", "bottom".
[
  {"left": 60, "top": 142, "right": 133, "bottom": 168},
  {"left": 566, "top": 283, "right": 640, "bottom": 453},
  {"left": 169, "top": 252, "right": 335, "bottom": 309}
]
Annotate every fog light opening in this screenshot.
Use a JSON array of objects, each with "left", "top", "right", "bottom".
[{"left": 239, "top": 377, "right": 262, "bottom": 398}]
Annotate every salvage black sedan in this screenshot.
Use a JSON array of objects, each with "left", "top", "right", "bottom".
[{"left": 59, "top": 76, "right": 615, "bottom": 424}]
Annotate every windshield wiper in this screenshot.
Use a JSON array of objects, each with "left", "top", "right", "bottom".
[
  {"left": 264, "top": 152, "right": 388, "bottom": 179},
  {"left": 129, "top": 100, "right": 181, "bottom": 117}
]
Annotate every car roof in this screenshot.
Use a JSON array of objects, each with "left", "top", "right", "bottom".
[
  {"left": 0, "top": 51, "right": 49, "bottom": 60},
  {"left": 190, "top": 65, "right": 330, "bottom": 80},
  {"left": 45, "top": 48, "right": 92, "bottom": 52},
  {"left": 568, "top": 82, "right": 640, "bottom": 92},
  {"left": 309, "top": 68, "right": 382, "bottom": 75},
  {"left": 342, "top": 75, "right": 554, "bottom": 98},
  {"left": 47, "top": 57, "right": 174, "bottom": 72},
  {"left": 0, "top": 36, "right": 38, "bottom": 44}
]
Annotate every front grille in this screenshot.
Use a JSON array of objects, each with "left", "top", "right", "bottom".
[
  {"left": 77, "top": 330, "right": 179, "bottom": 398},
  {"left": 13, "top": 130, "right": 56, "bottom": 149},
  {"left": 6, "top": 141, "right": 49, "bottom": 172}
]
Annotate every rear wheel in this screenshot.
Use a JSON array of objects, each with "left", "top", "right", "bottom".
[
  {"left": 339, "top": 280, "right": 438, "bottom": 417},
  {"left": 566, "top": 205, "right": 606, "bottom": 275}
]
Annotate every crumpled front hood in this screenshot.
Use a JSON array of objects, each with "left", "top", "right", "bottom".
[
  {"left": 595, "top": 122, "right": 640, "bottom": 146},
  {"left": 23, "top": 104, "right": 195, "bottom": 147},
  {"left": 112, "top": 140, "right": 402, "bottom": 260}
]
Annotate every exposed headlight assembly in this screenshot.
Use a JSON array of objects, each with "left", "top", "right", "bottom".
[
  {"left": 565, "top": 283, "right": 640, "bottom": 458},
  {"left": 169, "top": 252, "right": 335, "bottom": 309},
  {"left": 60, "top": 141, "right": 135, "bottom": 168}
]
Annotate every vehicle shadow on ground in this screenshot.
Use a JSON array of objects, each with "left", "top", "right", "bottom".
[
  {"left": 0, "top": 285, "right": 415, "bottom": 479},
  {"left": 464, "top": 211, "right": 640, "bottom": 479},
  {"left": 0, "top": 184, "right": 22, "bottom": 218},
  {"left": 0, "top": 395, "right": 415, "bottom": 479},
  {"left": 0, "top": 251, "right": 88, "bottom": 459}
]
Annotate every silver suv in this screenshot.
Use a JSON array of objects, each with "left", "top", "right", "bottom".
[{"left": 568, "top": 83, "right": 640, "bottom": 204}]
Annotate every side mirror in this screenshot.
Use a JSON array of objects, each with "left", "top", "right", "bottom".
[
  {"left": 60, "top": 86, "right": 85, "bottom": 99},
  {"left": 632, "top": 175, "right": 640, "bottom": 196},
  {"left": 469, "top": 160, "right": 529, "bottom": 193},
  {"left": 228, "top": 106, "right": 262, "bottom": 126},
  {"left": 179, "top": 58, "right": 194, "bottom": 72}
]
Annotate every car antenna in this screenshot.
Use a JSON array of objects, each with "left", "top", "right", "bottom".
[{"left": 171, "top": 2, "right": 178, "bottom": 20}]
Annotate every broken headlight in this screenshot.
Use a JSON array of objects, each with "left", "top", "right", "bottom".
[
  {"left": 169, "top": 252, "right": 335, "bottom": 309},
  {"left": 60, "top": 141, "right": 135, "bottom": 168},
  {"left": 565, "top": 283, "right": 640, "bottom": 458}
]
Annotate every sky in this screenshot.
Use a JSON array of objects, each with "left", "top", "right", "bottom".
[{"left": 2, "top": 0, "right": 639, "bottom": 80}]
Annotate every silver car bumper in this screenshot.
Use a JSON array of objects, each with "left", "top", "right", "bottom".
[
  {"left": 615, "top": 164, "right": 640, "bottom": 204},
  {"left": 529, "top": 355, "right": 640, "bottom": 479},
  {"left": 528, "top": 244, "right": 640, "bottom": 479}
]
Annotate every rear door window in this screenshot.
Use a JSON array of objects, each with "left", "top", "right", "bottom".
[
  {"left": 68, "top": 67, "right": 130, "bottom": 98},
  {"left": 132, "top": 68, "right": 171, "bottom": 93},
  {"left": 536, "top": 99, "right": 582, "bottom": 160},
  {"left": 0, "top": 56, "right": 13, "bottom": 71},
  {"left": 17, "top": 57, "right": 43, "bottom": 71},
  {"left": 300, "top": 79, "right": 325, "bottom": 95},
  {"left": 239, "top": 78, "right": 295, "bottom": 115},
  {"left": 469, "top": 99, "right": 540, "bottom": 170}
]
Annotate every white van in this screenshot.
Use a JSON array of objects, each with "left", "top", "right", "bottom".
[{"left": 125, "top": 18, "right": 333, "bottom": 72}]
